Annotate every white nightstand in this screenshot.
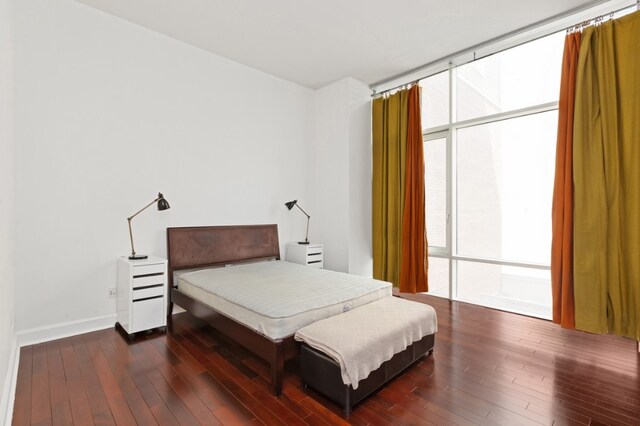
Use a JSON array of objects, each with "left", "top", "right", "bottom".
[
  {"left": 116, "top": 255, "right": 168, "bottom": 339},
  {"left": 286, "top": 243, "right": 323, "bottom": 268}
]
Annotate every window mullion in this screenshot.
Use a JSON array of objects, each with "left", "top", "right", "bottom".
[{"left": 448, "top": 65, "right": 456, "bottom": 301}]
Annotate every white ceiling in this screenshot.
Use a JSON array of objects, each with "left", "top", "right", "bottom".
[{"left": 73, "top": 0, "right": 607, "bottom": 89}]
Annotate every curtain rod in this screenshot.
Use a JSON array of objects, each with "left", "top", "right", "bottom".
[
  {"left": 371, "top": 0, "right": 637, "bottom": 98},
  {"left": 567, "top": 0, "right": 636, "bottom": 32}
]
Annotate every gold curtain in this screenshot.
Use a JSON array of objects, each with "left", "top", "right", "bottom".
[
  {"left": 400, "top": 86, "right": 428, "bottom": 293},
  {"left": 372, "top": 90, "right": 408, "bottom": 286},
  {"left": 573, "top": 11, "right": 640, "bottom": 339},
  {"left": 551, "top": 32, "right": 581, "bottom": 329}
]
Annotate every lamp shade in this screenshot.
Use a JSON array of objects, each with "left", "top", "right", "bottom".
[
  {"left": 157, "top": 193, "right": 170, "bottom": 211},
  {"left": 285, "top": 200, "right": 297, "bottom": 210}
]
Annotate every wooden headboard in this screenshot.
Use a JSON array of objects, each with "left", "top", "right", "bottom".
[{"left": 166, "top": 224, "right": 280, "bottom": 287}]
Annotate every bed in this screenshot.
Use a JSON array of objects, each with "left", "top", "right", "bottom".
[{"left": 166, "top": 224, "right": 391, "bottom": 396}]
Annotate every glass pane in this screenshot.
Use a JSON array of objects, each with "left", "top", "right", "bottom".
[
  {"left": 456, "top": 31, "right": 564, "bottom": 122},
  {"left": 456, "top": 260, "right": 551, "bottom": 319},
  {"left": 425, "top": 137, "right": 447, "bottom": 248},
  {"left": 421, "top": 71, "right": 449, "bottom": 130},
  {"left": 426, "top": 256, "right": 449, "bottom": 298},
  {"left": 456, "top": 110, "right": 557, "bottom": 265}
]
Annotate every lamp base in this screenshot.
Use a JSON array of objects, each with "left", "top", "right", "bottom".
[
  {"left": 129, "top": 254, "right": 148, "bottom": 260},
  {"left": 298, "top": 241, "right": 310, "bottom": 245}
]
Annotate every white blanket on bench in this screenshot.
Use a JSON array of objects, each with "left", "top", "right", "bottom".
[{"left": 294, "top": 296, "right": 437, "bottom": 389}]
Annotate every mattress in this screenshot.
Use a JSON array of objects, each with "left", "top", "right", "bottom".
[{"left": 177, "top": 260, "right": 392, "bottom": 340}]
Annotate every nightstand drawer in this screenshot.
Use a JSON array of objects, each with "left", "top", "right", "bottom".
[
  {"left": 133, "top": 273, "right": 164, "bottom": 288},
  {"left": 131, "top": 296, "right": 164, "bottom": 333},
  {"left": 307, "top": 246, "right": 323, "bottom": 255},
  {"left": 133, "top": 284, "right": 164, "bottom": 300},
  {"left": 133, "top": 263, "right": 165, "bottom": 276}
]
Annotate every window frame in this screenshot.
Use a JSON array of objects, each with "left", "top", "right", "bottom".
[
  {"left": 423, "top": 130, "right": 450, "bottom": 257},
  {"left": 421, "top": 43, "right": 558, "bottom": 315}
]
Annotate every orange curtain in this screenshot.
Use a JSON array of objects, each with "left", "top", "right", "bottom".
[
  {"left": 399, "top": 85, "right": 428, "bottom": 293},
  {"left": 551, "top": 32, "right": 581, "bottom": 329}
]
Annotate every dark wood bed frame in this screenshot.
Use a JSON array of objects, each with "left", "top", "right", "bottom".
[{"left": 166, "top": 224, "right": 298, "bottom": 396}]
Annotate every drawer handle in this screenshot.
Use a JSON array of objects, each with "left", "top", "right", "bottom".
[
  {"left": 308, "top": 252, "right": 322, "bottom": 256},
  {"left": 133, "top": 295, "right": 163, "bottom": 303},
  {"left": 309, "top": 260, "right": 322, "bottom": 264},
  {"left": 133, "top": 272, "right": 164, "bottom": 279},
  {"left": 133, "top": 283, "right": 164, "bottom": 291}
]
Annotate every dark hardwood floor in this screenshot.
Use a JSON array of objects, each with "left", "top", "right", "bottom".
[{"left": 12, "top": 293, "right": 640, "bottom": 425}]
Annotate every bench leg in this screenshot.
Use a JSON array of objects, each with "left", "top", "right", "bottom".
[{"left": 344, "top": 386, "right": 352, "bottom": 417}]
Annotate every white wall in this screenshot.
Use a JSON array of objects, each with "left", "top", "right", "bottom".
[
  {"left": 314, "top": 79, "right": 350, "bottom": 271},
  {"left": 314, "top": 78, "right": 372, "bottom": 275},
  {"left": 13, "top": 0, "right": 316, "bottom": 336},
  {"left": 347, "top": 79, "right": 373, "bottom": 276},
  {"left": 0, "top": 0, "right": 17, "bottom": 424},
  {"left": 0, "top": 0, "right": 16, "bottom": 424},
  {"left": 0, "top": 0, "right": 16, "bottom": 422}
]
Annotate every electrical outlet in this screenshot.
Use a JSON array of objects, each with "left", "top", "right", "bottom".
[{"left": 108, "top": 288, "right": 117, "bottom": 298}]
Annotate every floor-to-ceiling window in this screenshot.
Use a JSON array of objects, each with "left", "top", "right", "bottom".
[{"left": 422, "top": 31, "right": 565, "bottom": 319}]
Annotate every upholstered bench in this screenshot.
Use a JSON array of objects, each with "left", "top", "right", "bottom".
[{"left": 294, "top": 296, "right": 437, "bottom": 416}]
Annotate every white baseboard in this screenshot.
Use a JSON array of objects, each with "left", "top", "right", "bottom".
[
  {"left": 0, "top": 336, "right": 18, "bottom": 426},
  {"left": 16, "top": 314, "right": 116, "bottom": 347}
]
